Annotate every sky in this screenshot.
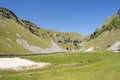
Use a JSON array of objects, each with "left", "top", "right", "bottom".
[{"left": 0, "top": 0, "right": 120, "bottom": 35}]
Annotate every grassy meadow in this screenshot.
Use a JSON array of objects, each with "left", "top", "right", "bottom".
[{"left": 0, "top": 52, "right": 120, "bottom": 80}]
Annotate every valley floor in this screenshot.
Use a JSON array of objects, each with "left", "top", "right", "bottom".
[{"left": 0, "top": 52, "right": 120, "bottom": 80}]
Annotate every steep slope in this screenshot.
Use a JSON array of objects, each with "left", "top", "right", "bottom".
[
  {"left": 0, "top": 7, "right": 53, "bottom": 54},
  {"left": 81, "top": 9, "right": 120, "bottom": 52},
  {"left": 19, "top": 19, "right": 85, "bottom": 50},
  {"left": 0, "top": 7, "right": 84, "bottom": 54}
]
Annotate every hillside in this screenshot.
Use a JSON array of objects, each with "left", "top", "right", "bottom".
[
  {"left": 0, "top": 7, "right": 84, "bottom": 54},
  {"left": 81, "top": 9, "right": 120, "bottom": 52},
  {"left": 19, "top": 19, "right": 85, "bottom": 50}
]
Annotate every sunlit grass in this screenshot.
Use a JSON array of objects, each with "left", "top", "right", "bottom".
[{"left": 0, "top": 52, "right": 119, "bottom": 80}]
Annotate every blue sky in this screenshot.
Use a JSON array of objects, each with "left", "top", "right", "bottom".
[{"left": 0, "top": 0, "right": 120, "bottom": 35}]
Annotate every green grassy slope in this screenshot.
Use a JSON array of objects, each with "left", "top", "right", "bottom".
[
  {"left": 0, "top": 52, "right": 119, "bottom": 80},
  {"left": 82, "top": 9, "right": 120, "bottom": 52},
  {"left": 19, "top": 19, "right": 85, "bottom": 50},
  {"left": 0, "top": 16, "right": 51, "bottom": 54},
  {"left": 0, "top": 7, "right": 84, "bottom": 53},
  {"left": 37, "top": 29, "right": 85, "bottom": 50}
]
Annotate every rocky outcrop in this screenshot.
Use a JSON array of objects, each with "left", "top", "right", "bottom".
[{"left": 0, "top": 7, "right": 18, "bottom": 21}]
